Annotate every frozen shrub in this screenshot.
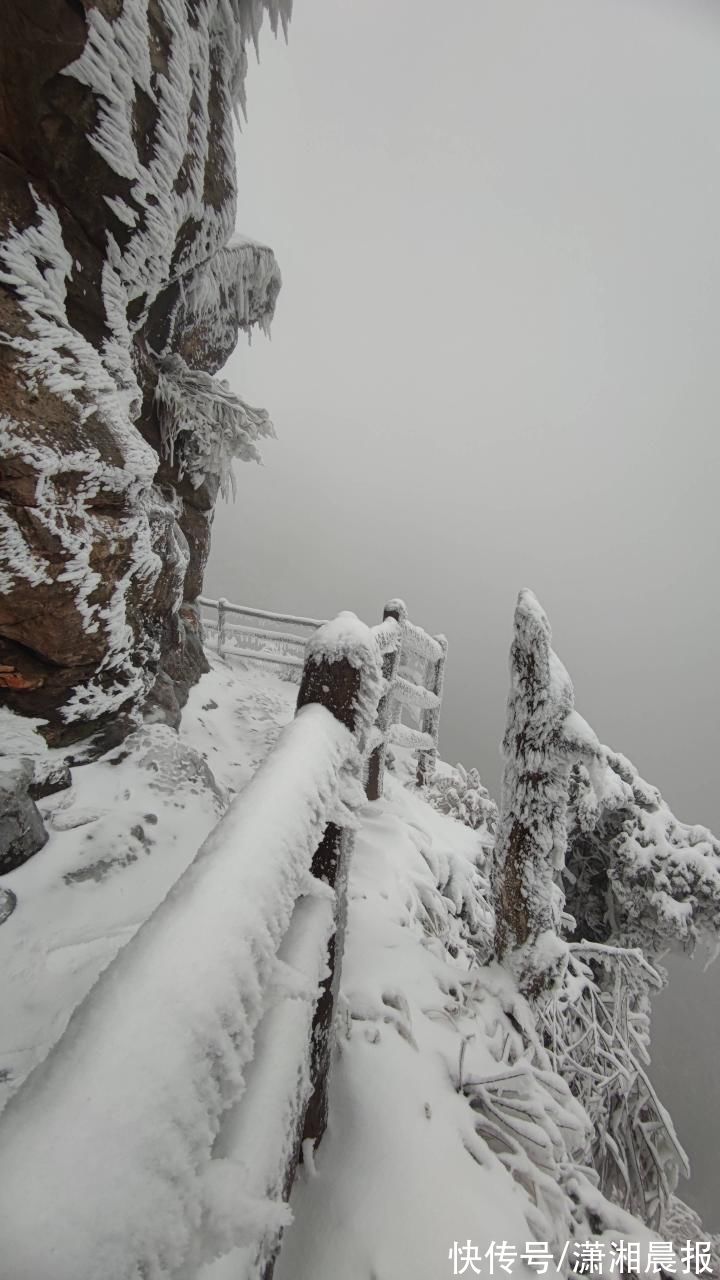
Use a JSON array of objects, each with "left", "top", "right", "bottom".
[{"left": 425, "top": 763, "right": 498, "bottom": 836}]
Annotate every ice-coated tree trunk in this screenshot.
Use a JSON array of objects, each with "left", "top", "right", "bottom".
[{"left": 491, "top": 590, "right": 573, "bottom": 998}]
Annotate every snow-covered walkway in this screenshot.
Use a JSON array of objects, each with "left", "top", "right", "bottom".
[
  {"left": 0, "top": 656, "right": 297, "bottom": 1116},
  {"left": 0, "top": 651, "right": 656, "bottom": 1279},
  {"left": 273, "top": 784, "right": 536, "bottom": 1280}
]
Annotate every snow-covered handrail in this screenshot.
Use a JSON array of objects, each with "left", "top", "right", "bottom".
[
  {"left": 229, "top": 648, "right": 304, "bottom": 669},
  {"left": 222, "top": 600, "right": 327, "bottom": 627},
  {"left": 416, "top": 632, "right": 448, "bottom": 786},
  {"left": 387, "top": 722, "right": 436, "bottom": 752},
  {"left": 391, "top": 674, "right": 441, "bottom": 712},
  {"left": 398, "top": 618, "right": 444, "bottom": 663},
  {"left": 370, "top": 616, "right": 402, "bottom": 655},
  {"left": 224, "top": 621, "right": 306, "bottom": 647},
  {"left": 366, "top": 600, "right": 448, "bottom": 798},
  {"left": 200, "top": 590, "right": 448, "bottom": 798},
  {"left": 0, "top": 612, "right": 382, "bottom": 1280},
  {"left": 197, "top": 595, "right": 327, "bottom": 670},
  {"left": 199, "top": 595, "right": 327, "bottom": 628}
]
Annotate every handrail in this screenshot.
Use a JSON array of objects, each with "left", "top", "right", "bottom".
[
  {"left": 199, "top": 596, "right": 327, "bottom": 629},
  {"left": 366, "top": 599, "right": 447, "bottom": 796},
  {"left": 198, "top": 596, "right": 326, "bottom": 667},
  {"left": 370, "top": 616, "right": 402, "bottom": 654},
  {"left": 398, "top": 617, "right": 444, "bottom": 663},
  {"left": 200, "top": 592, "right": 447, "bottom": 795},
  {"left": 231, "top": 648, "right": 304, "bottom": 668},
  {"left": 388, "top": 722, "right": 436, "bottom": 752},
  {"left": 391, "top": 674, "right": 441, "bottom": 712},
  {"left": 223, "top": 622, "right": 306, "bottom": 646},
  {"left": 0, "top": 602, "right": 448, "bottom": 1278},
  {"left": 0, "top": 613, "right": 382, "bottom": 1280}
]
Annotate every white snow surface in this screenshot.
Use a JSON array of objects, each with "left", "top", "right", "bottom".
[
  {"left": 0, "top": 649, "right": 657, "bottom": 1278},
  {"left": 0, "top": 654, "right": 356, "bottom": 1279},
  {"left": 273, "top": 785, "right": 538, "bottom": 1280}
]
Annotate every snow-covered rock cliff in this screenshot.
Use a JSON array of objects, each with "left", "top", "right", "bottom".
[{"left": 0, "top": 0, "right": 286, "bottom": 752}]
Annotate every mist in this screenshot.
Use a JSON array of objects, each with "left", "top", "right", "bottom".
[{"left": 206, "top": 0, "right": 720, "bottom": 1226}]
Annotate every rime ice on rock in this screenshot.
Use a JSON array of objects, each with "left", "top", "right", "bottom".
[{"left": 0, "top": 0, "right": 287, "bottom": 750}]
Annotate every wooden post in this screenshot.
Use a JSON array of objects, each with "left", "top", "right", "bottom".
[
  {"left": 365, "top": 599, "right": 406, "bottom": 801},
  {"left": 416, "top": 634, "right": 448, "bottom": 787},
  {"left": 217, "top": 597, "right": 227, "bottom": 657},
  {"left": 262, "top": 631, "right": 380, "bottom": 1280},
  {"left": 294, "top": 630, "right": 381, "bottom": 1148}
]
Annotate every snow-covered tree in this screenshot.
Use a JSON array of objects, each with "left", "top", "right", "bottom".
[
  {"left": 493, "top": 587, "right": 720, "bottom": 984},
  {"left": 565, "top": 750, "right": 720, "bottom": 961},
  {"left": 491, "top": 590, "right": 574, "bottom": 998},
  {"left": 492, "top": 589, "right": 720, "bottom": 1235},
  {"left": 425, "top": 763, "right": 498, "bottom": 835}
]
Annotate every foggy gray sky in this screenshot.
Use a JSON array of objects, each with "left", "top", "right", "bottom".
[{"left": 206, "top": 0, "right": 720, "bottom": 1226}]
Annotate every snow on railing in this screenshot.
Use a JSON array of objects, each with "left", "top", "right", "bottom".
[
  {"left": 392, "top": 674, "right": 441, "bottom": 712},
  {"left": 198, "top": 594, "right": 327, "bottom": 672},
  {"left": 0, "top": 613, "right": 381, "bottom": 1280},
  {"left": 386, "top": 722, "right": 436, "bottom": 752},
  {"left": 199, "top": 592, "right": 447, "bottom": 797},
  {"left": 196, "top": 596, "right": 447, "bottom": 792},
  {"left": 366, "top": 598, "right": 448, "bottom": 797},
  {"left": 0, "top": 602, "right": 447, "bottom": 1277}
]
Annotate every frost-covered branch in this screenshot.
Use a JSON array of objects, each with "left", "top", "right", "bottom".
[
  {"left": 154, "top": 353, "right": 274, "bottom": 499},
  {"left": 425, "top": 763, "right": 498, "bottom": 836},
  {"left": 565, "top": 751, "right": 720, "bottom": 961},
  {"left": 537, "top": 943, "right": 685, "bottom": 1229}
]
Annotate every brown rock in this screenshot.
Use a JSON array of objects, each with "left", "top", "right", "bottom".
[{"left": 0, "top": 0, "right": 282, "bottom": 751}]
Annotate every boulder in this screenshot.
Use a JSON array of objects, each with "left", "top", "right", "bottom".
[
  {"left": 28, "top": 759, "right": 72, "bottom": 801},
  {"left": 0, "top": 759, "right": 48, "bottom": 874},
  {"left": 0, "top": 887, "right": 17, "bottom": 926}
]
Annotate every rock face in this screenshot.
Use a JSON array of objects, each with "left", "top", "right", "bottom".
[
  {"left": 0, "top": 887, "right": 16, "bottom": 926},
  {"left": 28, "top": 758, "right": 73, "bottom": 801},
  {"left": 0, "top": 759, "right": 48, "bottom": 873},
  {"left": 0, "top": 0, "right": 286, "bottom": 752}
]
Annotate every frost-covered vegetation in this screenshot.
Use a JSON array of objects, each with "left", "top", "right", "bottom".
[
  {"left": 155, "top": 354, "right": 274, "bottom": 499},
  {"left": 490, "top": 590, "right": 720, "bottom": 1245},
  {"left": 424, "top": 762, "right": 499, "bottom": 834},
  {"left": 2, "top": 590, "right": 719, "bottom": 1276}
]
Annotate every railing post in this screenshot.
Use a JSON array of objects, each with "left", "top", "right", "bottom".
[
  {"left": 217, "top": 596, "right": 227, "bottom": 657},
  {"left": 294, "top": 616, "right": 382, "bottom": 1147},
  {"left": 416, "top": 633, "right": 448, "bottom": 787},
  {"left": 365, "top": 599, "right": 407, "bottom": 801}
]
